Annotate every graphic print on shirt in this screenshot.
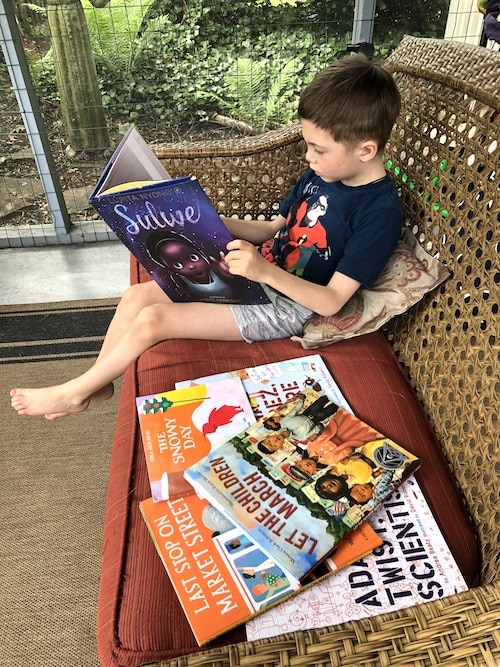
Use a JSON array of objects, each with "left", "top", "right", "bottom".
[{"left": 262, "top": 194, "right": 331, "bottom": 277}]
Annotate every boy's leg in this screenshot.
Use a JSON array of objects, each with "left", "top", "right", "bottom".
[
  {"left": 96, "top": 281, "right": 171, "bottom": 362},
  {"left": 10, "top": 300, "right": 244, "bottom": 418}
]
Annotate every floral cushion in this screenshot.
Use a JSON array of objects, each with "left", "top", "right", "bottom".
[{"left": 292, "top": 228, "right": 450, "bottom": 349}]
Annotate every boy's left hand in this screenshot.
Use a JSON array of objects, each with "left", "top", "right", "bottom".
[{"left": 224, "top": 239, "right": 270, "bottom": 282}]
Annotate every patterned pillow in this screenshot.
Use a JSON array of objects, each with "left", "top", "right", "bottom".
[{"left": 292, "top": 228, "right": 450, "bottom": 349}]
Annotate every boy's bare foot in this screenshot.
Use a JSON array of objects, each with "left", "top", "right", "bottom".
[
  {"left": 10, "top": 382, "right": 114, "bottom": 420},
  {"left": 10, "top": 385, "right": 90, "bottom": 418},
  {"left": 43, "top": 383, "right": 115, "bottom": 420}
]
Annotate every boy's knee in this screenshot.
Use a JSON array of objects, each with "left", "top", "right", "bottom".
[
  {"left": 120, "top": 282, "right": 156, "bottom": 314},
  {"left": 134, "top": 304, "right": 170, "bottom": 342}
]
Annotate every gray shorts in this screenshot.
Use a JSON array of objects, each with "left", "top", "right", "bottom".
[{"left": 230, "top": 284, "right": 314, "bottom": 343}]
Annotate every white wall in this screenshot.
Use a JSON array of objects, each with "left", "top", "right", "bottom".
[{"left": 445, "top": 0, "right": 484, "bottom": 44}]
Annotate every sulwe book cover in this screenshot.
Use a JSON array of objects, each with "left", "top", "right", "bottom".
[
  {"left": 136, "top": 377, "right": 255, "bottom": 502},
  {"left": 89, "top": 125, "right": 269, "bottom": 305},
  {"left": 139, "top": 492, "right": 382, "bottom": 646},
  {"left": 246, "top": 477, "right": 468, "bottom": 640},
  {"left": 184, "top": 387, "right": 420, "bottom": 583},
  {"left": 176, "top": 353, "right": 353, "bottom": 420}
]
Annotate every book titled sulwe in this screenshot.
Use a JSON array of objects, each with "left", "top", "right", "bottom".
[{"left": 89, "top": 125, "right": 269, "bottom": 305}]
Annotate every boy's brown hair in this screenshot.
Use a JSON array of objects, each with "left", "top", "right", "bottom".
[{"left": 298, "top": 54, "right": 401, "bottom": 152}]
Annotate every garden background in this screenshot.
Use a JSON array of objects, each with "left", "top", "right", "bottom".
[{"left": 0, "top": 0, "right": 482, "bottom": 244}]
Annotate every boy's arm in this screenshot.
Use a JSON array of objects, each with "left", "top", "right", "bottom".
[
  {"left": 221, "top": 214, "right": 285, "bottom": 246},
  {"left": 225, "top": 239, "right": 360, "bottom": 316}
]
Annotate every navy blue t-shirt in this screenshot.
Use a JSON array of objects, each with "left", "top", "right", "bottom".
[{"left": 259, "top": 168, "right": 402, "bottom": 288}]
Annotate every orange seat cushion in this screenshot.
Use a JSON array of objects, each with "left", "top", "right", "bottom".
[{"left": 96, "top": 260, "right": 479, "bottom": 667}]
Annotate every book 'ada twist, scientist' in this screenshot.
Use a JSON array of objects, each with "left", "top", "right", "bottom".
[{"left": 89, "top": 125, "right": 269, "bottom": 305}]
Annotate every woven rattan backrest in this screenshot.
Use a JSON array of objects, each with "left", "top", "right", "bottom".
[
  {"left": 385, "top": 36, "right": 499, "bottom": 584},
  {"left": 154, "top": 125, "right": 304, "bottom": 218},
  {"left": 154, "top": 36, "right": 499, "bottom": 584}
]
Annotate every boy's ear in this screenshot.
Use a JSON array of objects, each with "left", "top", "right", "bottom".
[{"left": 358, "top": 139, "right": 379, "bottom": 162}]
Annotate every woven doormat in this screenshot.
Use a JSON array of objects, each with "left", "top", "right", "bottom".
[{"left": 0, "top": 299, "right": 118, "bottom": 364}]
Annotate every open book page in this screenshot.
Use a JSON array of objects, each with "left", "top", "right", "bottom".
[{"left": 91, "top": 126, "right": 171, "bottom": 197}]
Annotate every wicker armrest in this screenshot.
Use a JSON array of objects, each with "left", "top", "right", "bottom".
[
  {"left": 152, "top": 124, "right": 305, "bottom": 219},
  {"left": 152, "top": 123, "right": 303, "bottom": 159}
]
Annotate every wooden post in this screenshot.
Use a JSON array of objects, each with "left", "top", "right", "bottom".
[{"left": 46, "top": 0, "right": 110, "bottom": 152}]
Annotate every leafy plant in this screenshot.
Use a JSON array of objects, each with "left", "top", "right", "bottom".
[
  {"left": 82, "top": 0, "right": 156, "bottom": 74},
  {"left": 24, "top": 0, "right": 449, "bottom": 135},
  {"left": 204, "top": 56, "right": 303, "bottom": 132}
]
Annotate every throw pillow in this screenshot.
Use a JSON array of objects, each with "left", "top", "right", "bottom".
[{"left": 292, "top": 228, "right": 450, "bottom": 349}]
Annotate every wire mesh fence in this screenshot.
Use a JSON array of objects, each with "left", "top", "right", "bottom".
[{"left": 0, "top": 0, "right": 495, "bottom": 248}]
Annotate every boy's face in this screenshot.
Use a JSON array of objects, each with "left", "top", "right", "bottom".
[{"left": 301, "top": 119, "right": 369, "bottom": 186}]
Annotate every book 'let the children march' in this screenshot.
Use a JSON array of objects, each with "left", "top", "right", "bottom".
[
  {"left": 183, "top": 387, "right": 421, "bottom": 584},
  {"left": 89, "top": 126, "right": 269, "bottom": 305}
]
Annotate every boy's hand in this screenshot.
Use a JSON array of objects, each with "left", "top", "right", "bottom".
[
  {"left": 224, "top": 239, "right": 270, "bottom": 283},
  {"left": 208, "top": 252, "right": 234, "bottom": 280}
]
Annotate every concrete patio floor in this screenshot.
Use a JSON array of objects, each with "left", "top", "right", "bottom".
[{"left": 0, "top": 241, "right": 130, "bottom": 305}]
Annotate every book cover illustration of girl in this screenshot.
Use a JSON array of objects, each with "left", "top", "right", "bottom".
[{"left": 146, "top": 230, "right": 242, "bottom": 301}]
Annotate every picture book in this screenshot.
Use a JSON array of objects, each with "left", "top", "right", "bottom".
[
  {"left": 139, "top": 492, "right": 382, "bottom": 646},
  {"left": 246, "top": 477, "right": 468, "bottom": 640},
  {"left": 89, "top": 125, "right": 269, "bottom": 305},
  {"left": 136, "top": 377, "right": 256, "bottom": 502},
  {"left": 175, "top": 353, "right": 353, "bottom": 420},
  {"left": 184, "top": 387, "right": 420, "bottom": 582}
]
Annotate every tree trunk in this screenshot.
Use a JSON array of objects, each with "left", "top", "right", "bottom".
[{"left": 46, "top": 0, "right": 109, "bottom": 151}]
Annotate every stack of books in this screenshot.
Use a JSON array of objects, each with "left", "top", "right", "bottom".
[{"left": 136, "top": 354, "right": 468, "bottom": 646}]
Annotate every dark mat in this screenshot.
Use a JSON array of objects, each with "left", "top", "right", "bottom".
[{"left": 0, "top": 299, "right": 118, "bottom": 363}]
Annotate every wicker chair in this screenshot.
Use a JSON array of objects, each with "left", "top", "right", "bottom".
[{"left": 146, "top": 36, "right": 500, "bottom": 667}]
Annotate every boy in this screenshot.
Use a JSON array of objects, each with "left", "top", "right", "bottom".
[{"left": 10, "top": 54, "right": 402, "bottom": 419}]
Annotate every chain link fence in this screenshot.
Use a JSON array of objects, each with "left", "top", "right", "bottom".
[{"left": 0, "top": 0, "right": 490, "bottom": 248}]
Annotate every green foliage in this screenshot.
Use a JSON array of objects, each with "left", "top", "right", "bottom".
[
  {"left": 29, "top": 0, "right": 156, "bottom": 103},
  {"left": 26, "top": 0, "right": 450, "bottom": 132},
  {"left": 82, "top": 0, "right": 156, "bottom": 74},
  {"left": 203, "top": 56, "right": 303, "bottom": 132}
]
